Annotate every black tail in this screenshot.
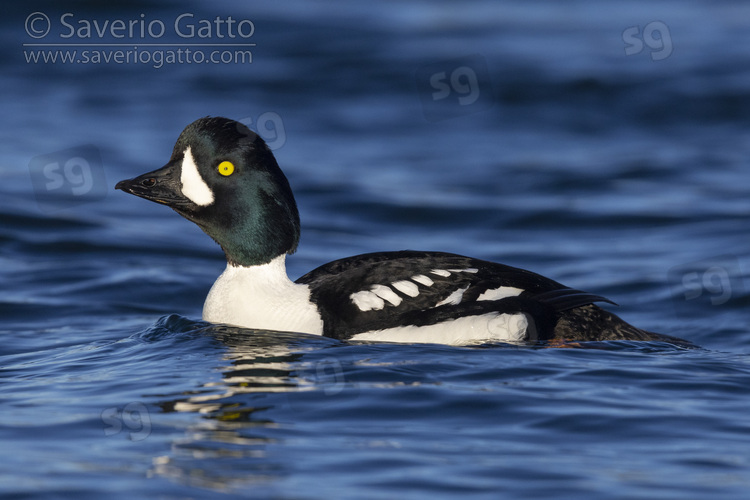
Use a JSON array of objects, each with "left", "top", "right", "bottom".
[{"left": 553, "top": 304, "right": 695, "bottom": 346}]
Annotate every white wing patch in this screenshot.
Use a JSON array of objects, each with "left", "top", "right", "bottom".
[
  {"left": 411, "top": 275, "right": 434, "bottom": 287},
  {"left": 350, "top": 289, "right": 386, "bottom": 312},
  {"left": 430, "top": 268, "right": 478, "bottom": 277},
  {"left": 180, "top": 146, "right": 214, "bottom": 206},
  {"left": 350, "top": 284, "right": 403, "bottom": 311},
  {"left": 430, "top": 269, "right": 451, "bottom": 277},
  {"left": 435, "top": 285, "right": 469, "bottom": 307},
  {"left": 448, "top": 268, "right": 479, "bottom": 274},
  {"left": 348, "top": 268, "right": 526, "bottom": 312},
  {"left": 392, "top": 280, "right": 420, "bottom": 297},
  {"left": 477, "top": 286, "right": 524, "bottom": 301},
  {"left": 371, "top": 284, "right": 402, "bottom": 307},
  {"left": 350, "top": 274, "right": 443, "bottom": 311}
]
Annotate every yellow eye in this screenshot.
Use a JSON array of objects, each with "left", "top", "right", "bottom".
[{"left": 218, "top": 161, "right": 235, "bottom": 176}]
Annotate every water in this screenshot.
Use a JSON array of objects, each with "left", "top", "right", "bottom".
[{"left": 2, "top": 1, "right": 750, "bottom": 498}]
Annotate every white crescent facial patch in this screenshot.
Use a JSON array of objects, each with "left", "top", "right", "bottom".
[{"left": 180, "top": 146, "right": 214, "bottom": 206}]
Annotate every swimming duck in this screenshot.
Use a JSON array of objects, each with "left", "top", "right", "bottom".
[{"left": 116, "top": 117, "right": 686, "bottom": 346}]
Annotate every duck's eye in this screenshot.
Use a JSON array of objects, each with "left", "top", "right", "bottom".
[{"left": 217, "top": 161, "right": 235, "bottom": 176}]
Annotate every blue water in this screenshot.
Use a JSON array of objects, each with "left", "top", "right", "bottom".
[{"left": 2, "top": 1, "right": 750, "bottom": 498}]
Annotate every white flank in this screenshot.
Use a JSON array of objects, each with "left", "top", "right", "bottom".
[
  {"left": 477, "top": 286, "right": 524, "bottom": 301},
  {"left": 203, "top": 255, "right": 324, "bottom": 334},
  {"left": 180, "top": 146, "right": 215, "bottom": 206},
  {"left": 350, "top": 312, "right": 533, "bottom": 345},
  {"left": 391, "top": 280, "right": 420, "bottom": 297},
  {"left": 435, "top": 285, "right": 469, "bottom": 307}
]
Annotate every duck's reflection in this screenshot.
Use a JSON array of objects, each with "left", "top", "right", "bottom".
[
  {"left": 151, "top": 320, "right": 346, "bottom": 491},
  {"left": 146, "top": 316, "right": 689, "bottom": 491}
]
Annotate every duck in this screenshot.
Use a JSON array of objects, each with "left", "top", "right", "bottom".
[{"left": 116, "top": 116, "right": 688, "bottom": 346}]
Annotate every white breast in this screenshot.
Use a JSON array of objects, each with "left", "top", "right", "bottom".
[{"left": 203, "top": 255, "right": 324, "bottom": 334}]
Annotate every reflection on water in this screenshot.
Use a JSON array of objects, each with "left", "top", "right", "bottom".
[
  {"left": 149, "top": 318, "right": 346, "bottom": 491},
  {"left": 144, "top": 317, "right": 699, "bottom": 493}
]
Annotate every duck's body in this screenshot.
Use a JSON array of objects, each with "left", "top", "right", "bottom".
[{"left": 116, "top": 116, "right": 687, "bottom": 346}]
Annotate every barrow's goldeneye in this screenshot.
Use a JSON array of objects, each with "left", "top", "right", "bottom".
[{"left": 116, "top": 117, "right": 687, "bottom": 346}]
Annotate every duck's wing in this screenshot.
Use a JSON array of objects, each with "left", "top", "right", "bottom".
[{"left": 296, "top": 250, "right": 613, "bottom": 341}]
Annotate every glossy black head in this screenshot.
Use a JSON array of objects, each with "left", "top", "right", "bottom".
[{"left": 116, "top": 117, "right": 300, "bottom": 266}]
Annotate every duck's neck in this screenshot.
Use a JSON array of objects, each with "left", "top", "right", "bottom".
[
  {"left": 202, "top": 203, "right": 300, "bottom": 268},
  {"left": 191, "top": 166, "right": 301, "bottom": 267}
]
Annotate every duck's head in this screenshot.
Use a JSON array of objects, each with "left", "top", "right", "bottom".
[{"left": 116, "top": 117, "right": 300, "bottom": 266}]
